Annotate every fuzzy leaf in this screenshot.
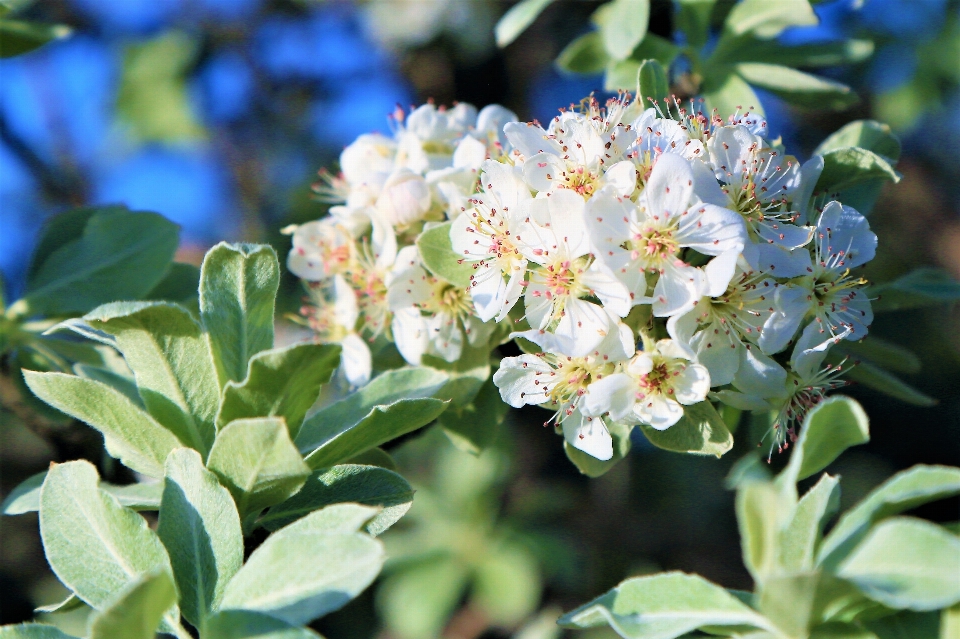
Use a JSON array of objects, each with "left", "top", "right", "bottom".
[
  {"left": 737, "top": 480, "right": 792, "bottom": 583},
  {"left": 199, "top": 243, "right": 279, "bottom": 387},
  {"left": 158, "top": 448, "right": 243, "bottom": 626},
  {"left": 636, "top": 58, "right": 671, "bottom": 109},
  {"left": 565, "top": 421, "right": 633, "bottom": 478},
  {"left": 778, "top": 396, "right": 869, "bottom": 486},
  {"left": 594, "top": 0, "right": 649, "bottom": 61},
  {"left": 780, "top": 473, "right": 840, "bottom": 572},
  {"left": 261, "top": 464, "right": 413, "bottom": 536},
  {"left": 23, "top": 371, "right": 183, "bottom": 477},
  {"left": 39, "top": 461, "right": 173, "bottom": 611},
  {"left": 816, "top": 147, "right": 900, "bottom": 194},
  {"left": 675, "top": 0, "right": 715, "bottom": 49},
  {"left": 494, "top": 0, "right": 555, "bottom": 47},
  {"left": 837, "top": 517, "right": 960, "bottom": 611},
  {"left": 558, "top": 571, "right": 774, "bottom": 637},
  {"left": 557, "top": 31, "right": 609, "bottom": 74},
  {"left": 417, "top": 222, "right": 474, "bottom": 288},
  {"left": 297, "top": 368, "right": 449, "bottom": 470},
  {"left": 217, "top": 343, "right": 341, "bottom": 440},
  {"left": 640, "top": 401, "right": 733, "bottom": 457},
  {"left": 207, "top": 417, "right": 311, "bottom": 519},
  {"left": 219, "top": 505, "right": 385, "bottom": 625},
  {"left": 722, "top": 0, "right": 817, "bottom": 39},
  {"left": 0, "top": 625, "right": 79, "bottom": 638},
  {"left": 85, "top": 301, "right": 220, "bottom": 455},
  {"left": 87, "top": 570, "right": 177, "bottom": 639},
  {"left": 378, "top": 556, "right": 471, "bottom": 639},
  {"left": 819, "top": 465, "right": 960, "bottom": 570},
  {"left": 4, "top": 472, "right": 163, "bottom": 515},
  {"left": 203, "top": 610, "right": 323, "bottom": 638},
  {"left": 814, "top": 120, "right": 901, "bottom": 162}
]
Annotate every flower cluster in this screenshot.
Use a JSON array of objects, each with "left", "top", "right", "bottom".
[{"left": 286, "top": 95, "right": 877, "bottom": 462}]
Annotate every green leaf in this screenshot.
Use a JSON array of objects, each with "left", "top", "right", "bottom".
[
  {"left": 206, "top": 417, "right": 311, "bottom": 519},
  {"left": 38, "top": 461, "right": 173, "bottom": 610},
  {"left": 737, "top": 480, "right": 793, "bottom": 583},
  {"left": 34, "top": 592, "right": 83, "bottom": 614},
  {"left": 837, "top": 517, "right": 960, "bottom": 611},
  {"left": 809, "top": 622, "right": 879, "bottom": 639},
  {"left": 735, "top": 63, "right": 859, "bottom": 110},
  {"left": 85, "top": 301, "right": 220, "bottom": 455},
  {"left": 715, "top": 36, "right": 874, "bottom": 68},
  {"left": 203, "top": 610, "right": 323, "bottom": 639},
  {"left": 815, "top": 147, "right": 900, "bottom": 194},
  {"left": 819, "top": 465, "right": 960, "bottom": 570},
  {"left": 557, "top": 31, "right": 609, "bottom": 75},
  {"left": 4, "top": 472, "right": 163, "bottom": 515},
  {"left": 778, "top": 396, "right": 870, "bottom": 486},
  {"left": 558, "top": 571, "right": 774, "bottom": 637},
  {"left": 158, "top": 448, "right": 243, "bottom": 626},
  {"left": 261, "top": 464, "right": 414, "bottom": 536},
  {"left": 23, "top": 371, "right": 183, "bottom": 477},
  {"left": 814, "top": 120, "right": 901, "bottom": 162},
  {"left": 0, "top": 625, "right": 79, "bottom": 639},
  {"left": 595, "top": 0, "right": 650, "bottom": 61},
  {"left": 27, "top": 207, "right": 97, "bottom": 281},
  {"left": 297, "top": 367, "right": 450, "bottom": 470},
  {"left": 780, "top": 473, "right": 840, "bottom": 571},
  {"left": 217, "top": 343, "right": 341, "bottom": 440},
  {"left": 565, "top": 421, "right": 633, "bottom": 478},
  {"left": 439, "top": 378, "right": 508, "bottom": 455},
  {"left": 722, "top": 0, "right": 817, "bottom": 39},
  {"left": 756, "top": 572, "right": 820, "bottom": 637},
  {"left": 494, "top": 0, "right": 555, "bottom": 47},
  {"left": 378, "top": 556, "right": 470, "bottom": 639},
  {"left": 703, "top": 71, "right": 764, "bottom": 119},
  {"left": 474, "top": 542, "right": 541, "bottom": 625},
  {"left": 199, "top": 243, "right": 280, "bottom": 387},
  {"left": 13, "top": 208, "right": 179, "bottom": 319},
  {"left": 635, "top": 58, "right": 672, "bottom": 108},
  {"left": 640, "top": 401, "right": 734, "bottom": 457},
  {"left": 942, "top": 605, "right": 960, "bottom": 639},
  {"left": 842, "top": 361, "right": 937, "bottom": 407},
  {"left": 416, "top": 222, "right": 474, "bottom": 288},
  {"left": 219, "top": 505, "right": 385, "bottom": 625},
  {"left": 0, "top": 18, "right": 71, "bottom": 58},
  {"left": 862, "top": 610, "right": 940, "bottom": 639},
  {"left": 74, "top": 363, "right": 143, "bottom": 408},
  {"left": 87, "top": 570, "right": 177, "bottom": 639},
  {"left": 869, "top": 268, "right": 960, "bottom": 312},
  {"left": 146, "top": 262, "right": 201, "bottom": 305},
  {"left": 675, "top": 0, "right": 716, "bottom": 50},
  {"left": 835, "top": 337, "right": 920, "bottom": 374}
]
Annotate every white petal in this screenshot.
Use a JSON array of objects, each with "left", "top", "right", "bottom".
[
  {"left": 690, "top": 155, "right": 731, "bottom": 207},
  {"left": 673, "top": 363, "right": 711, "bottom": 405},
  {"left": 600, "top": 161, "right": 638, "bottom": 198},
  {"left": 733, "top": 346, "right": 788, "bottom": 399},
  {"left": 332, "top": 275, "right": 359, "bottom": 327},
  {"left": 453, "top": 135, "right": 488, "bottom": 170},
  {"left": 758, "top": 284, "right": 811, "bottom": 354},
  {"left": 340, "top": 333, "right": 372, "bottom": 387},
  {"left": 582, "top": 261, "right": 632, "bottom": 317},
  {"left": 677, "top": 203, "right": 747, "bottom": 256},
  {"left": 555, "top": 298, "right": 610, "bottom": 356},
  {"left": 636, "top": 394, "right": 684, "bottom": 430},
  {"left": 652, "top": 262, "right": 705, "bottom": 317},
  {"left": 492, "top": 354, "right": 552, "bottom": 407},
  {"left": 391, "top": 307, "right": 429, "bottom": 366},
  {"left": 755, "top": 242, "right": 814, "bottom": 278},
  {"left": 704, "top": 250, "right": 740, "bottom": 297},
  {"left": 582, "top": 374, "right": 636, "bottom": 421},
  {"left": 562, "top": 411, "right": 613, "bottom": 461},
  {"left": 793, "top": 156, "right": 824, "bottom": 225},
  {"left": 503, "top": 121, "right": 560, "bottom": 158},
  {"left": 523, "top": 152, "right": 563, "bottom": 193},
  {"left": 642, "top": 153, "right": 695, "bottom": 220},
  {"left": 691, "top": 326, "right": 739, "bottom": 386},
  {"left": 546, "top": 189, "right": 591, "bottom": 258}
]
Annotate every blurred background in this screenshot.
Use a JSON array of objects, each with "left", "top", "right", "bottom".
[{"left": 1, "top": 0, "right": 959, "bottom": 637}]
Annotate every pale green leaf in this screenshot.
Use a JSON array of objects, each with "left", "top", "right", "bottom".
[
  {"left": 474, "top": 542, "right": 541, "bottom": 625},
  {"left": 565, "top": 421, "right": 633, "bottom": 478},
  {"left": 23, "top": 371, "right": 183, "bottom": 477},
  {"left": 494, "top": 0, "right": 555, "bottom": 47},
  {"left": 4, "top": 472, "right": 163, "bottom": 515},
  {"left": 416, "top": 222, "right": 474, "bottom": 288},
  {"left": 0, "top": 19, "right": 71, "bottom": 58},
  {"left": 757, "top": 572, "right": 819, "bottom": 637},
  {"left": 219, "top": 505, "right": 385, "bottom": 625},
  {"left": 261, "top": 464, "right": 414, "bottom": 536},
  {"left": 73, "top": 363, "right": 143, "bottom": 408},
  {"left": 557, "top": 32, "right": 609, "bottom": 74},
  {"left": 636, "top": 58, "right": 671, "bottom": 108},
  {"left": 808, "top": 621, "right": 879, "bottom": 638},
  {"left": 819, "top": 465, "right": 960, "bottom": 570},
  {"left": 145, "top": 262, "right": 201, "bottom": 305},
  {"left": 34, "top": 593, "right": 83, "bottom": 614},
  {"left": 837, "top": 517, "right": 960, "bottom": 611},
  {"left": 203, "top": 610, "right": 323, "bottom": 639},
  {"left": 737, "top": 481, "right": 793, "bottom": 584},
  {"left": 13, "top": 208, "right": 178, "bottom": 318},
  {"left": 85, "top": 301, "right": 220, "bottom": 455},
  {"left": 780, "top": 473, "right": 840, "bottom": 572},
  {"left": 199, "top": 243, "right": 280, "bottom": 387},
  {"left": 942, "top": 604, "right": 960, "bottom": 639},
  {"left": 217, "top": 343, "right": 341, "bottom": 440},
  {"left": 640, "top": 401, "right": 733, "bottom": 457},
  {"left": 723, "top": 0, "right": 817, "bottom": 39},
  {"left": 703, "top": 71, "right": 765, "bottom": 119},
  {"left": 297, "top": 367, "right": 449, "bottom": 470},
  {"left": 87, "top": 570, "right": 177, "bottom": 639},
  {"left": 158, "top": 448, "right": 243, "bottom": 626},
  {"left": 558, "top": 571, "right": 774, "bottom": 637},
  {"left": 1, "top": 470, "right": 46, "bottom": 515},
  {"left": 38, "top": 461, "right": 173, "bottom": 610},
  {"left": 815, "top": 147, "right": 900, "bottom": 194},
  {"left": 206, "top": 417, "right": 311, "bottom": 519},
  {"left": 735, "top": 63, "right": 859, "bottom": 110},
  {"left": 714, "top": 36, "right": 873, "bottom": 68},
  {"left": 814, "top": 120, "right": 901, "bottom": 162},
  {"left": 778, "top": 396, "right": 869, "bottom": 486},
  {"left": 378, "top": 556, "right": 470, "bottom": 639},
  {"left": 596, "top": 0, "right": 649, "bottom": 61},
  {"left": 0, "top": 625, "right": 78, "bottom": 638}
]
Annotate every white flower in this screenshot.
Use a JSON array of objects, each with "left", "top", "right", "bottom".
[
  {"left": 395, "top": 103, "right": 475, "bottom": 173},
  {"left": 521, "top": 189, "right": 633, "bottom": 356},
  {"left": 449, "top": 160, "right": 533, "bottom": 322},
  {"left": 339, "top": 133, "right": 398, "bottom": 207},
  {"left": 284, "top": 218, "right": 355, "bottom": 282},
  {"left": 588, "top": 153, "right": 747, "bottom": 317},
  {"left": 508, "top": 110, "right": 638, "bottom": 199},
  {"left": 622, "top": 108, "right": 706, "bottom": 189},
  {"left": 760, "top": 201, "right": 876, "bottom": 356},
  {"left": 300, "top": 275, "right": 372, "bottom": 388},
  {"left": 493, "top": 320, "right": 635, "bottom": 460},
  {"left": 375, "top": 169, "right": 432, "bottom": 228},
  {"left": 581, "top": 338, "right": 710, "bottom": 430},
  {"left": 387, "top": 245, "right": 494, "bottom": 364}
]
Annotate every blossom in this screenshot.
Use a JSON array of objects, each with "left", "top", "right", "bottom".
[
  {"left": 588, "top": 153, "right": 747, "bottom": 317},
  {"left": 581, "top": 338, "right": 710, "bottom": 430},
  {"left": 622, "top": 108, "right": 706, "bottom": 190},
  {"left": 375, "top": 169, "right": 432, "bottom": 228},
  {"left": 337, "top": 133, "right": 398, "bottom": 207},
  {"left": 299, "top": 275, "right": 372, "bottom": 388},
  {"left": 493, "top": 319, "right": 635, "bottom": 460},
  {"left": 284, "top": 218, "right": 354, "bottom": 282}
]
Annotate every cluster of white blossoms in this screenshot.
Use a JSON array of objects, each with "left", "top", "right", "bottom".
[{"left": 286, "top": 95, "right": 877, "bottom": 462}]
